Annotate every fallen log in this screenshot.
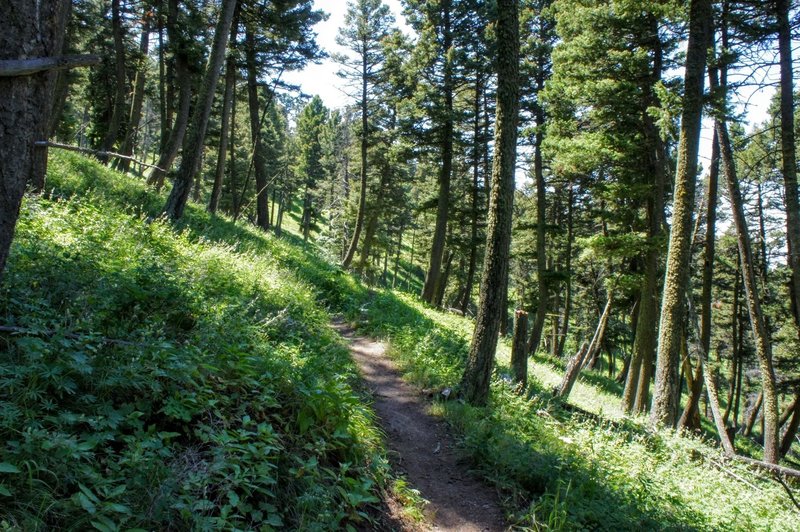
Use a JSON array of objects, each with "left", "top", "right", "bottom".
[{"left": 35, "top": 141, "right": 165, "bottom": 172}]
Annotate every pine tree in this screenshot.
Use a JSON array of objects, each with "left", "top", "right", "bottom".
[
  {"left": 336, "top": 0, "right": 395, "bottom": 269},
  {"left": 651, "top": 0, "right": 712, "bottom": 427},
  {"left": 460, "top": 0, "right": 521, "bottom": 406}
]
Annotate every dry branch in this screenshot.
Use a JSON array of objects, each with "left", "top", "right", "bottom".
[
  {"left": 35, "top": 141, "right": 165, "bottom": 172},
  {"left": 0, "top": 55, "right": 100, "bottom": 77}
]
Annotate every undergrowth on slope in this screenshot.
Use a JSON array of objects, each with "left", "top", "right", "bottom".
[
  {"left": 356, "top": 291, "right": 799, "bottom": 531},
  {"left": 0, "top": 153, "right": 382, "bottom": 530},
  {"left": 4, "top": 153, "right": 797, "bottom": 531}
]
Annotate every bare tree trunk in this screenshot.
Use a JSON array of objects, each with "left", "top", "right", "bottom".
[
  {"left": 583, "top": 295, "right": 614, "bottom": 370},
  {"left": 776, "top": 0, "right": 800, "bottom": 332},
  {"left": 511, "top": 310, "right": 529, "bottom": 388},
  {"left": 341, "top": 41, "right": 370, "bottom": 269},
  {"left": 527, "top": 122, "right": 548, "bottom": 355},
  {"left": 460, "top": 0, "right": 520, "bottom": 406},
  {"left": 461, "top": 73, "right": 483, "bottom": 314},
  {"left": 743, "top": 391, "right": 763, "bottom": 438},
  {"left": 651, "top": 0, "right": 711, "bottom": 427},
  {"left": 679, "top": 128, "right": 721, "bottom": 429},
  {"left": 557, "top": 186, "right": 574, "bottom": 359},
  {"left": 164, "top": 0, "right": 237, "bottom": 220},
  {"left": 780, "top": 388, "right": 800, "bottom": 456},
  {"left": 556, "top": 342, "right": 589, "bottom": 399},
  {"left": 0, "top": 0, "right": 71, "bottom": 279},
  {"left": 148, "top": 0, "right": 192, "bottom": 190},
  {"left": 422, "top": 0, "right": 454, "bottom": 303},
  {"left": 710, "top": 56, "right": 780, "bottom": 461},
  {"left": 118, "top": 11, "right": 151, "bottom": 173},
  {"left": 99, "top": 0, "right": 128, "bottom": 161},
  {"left": 209, "top": 26, "right": 237, "bottom": 214},
  {"left": 245, "top": 27, "right": 269, "bottom": 230}
]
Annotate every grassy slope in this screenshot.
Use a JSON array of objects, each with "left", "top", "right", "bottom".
[
  {"left": 0, "top": 153, "right": 383, "bottom": 530},
  {"left": 359, "top": 293, "right": 798, "bottom": 531},
  {"left": 2, "top": 153, "right": 797, "bottom": 531}
]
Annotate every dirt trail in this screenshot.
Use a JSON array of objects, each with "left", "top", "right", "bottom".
[{"left": 333, "top": 321, "right": 506, "bottom": 532}]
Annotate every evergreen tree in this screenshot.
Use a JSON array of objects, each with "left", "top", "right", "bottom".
[{"left": 460, "top": 0, "right": 521, "bottom": 406}]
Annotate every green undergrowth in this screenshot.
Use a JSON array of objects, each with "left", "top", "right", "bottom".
[
  {"left": 355, "top": 291, "right": 799, "bottom": 531},
  {"left": 3, "top": 152, "right": 798, "bottom": 531},
  {"left": 0, "top": 153, "right": 383, "bottom": 530}
]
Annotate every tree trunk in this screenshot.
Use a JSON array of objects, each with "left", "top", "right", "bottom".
[
  {"left": 557, "top": 186, "right": 574, "bottom": 359},
  {"left": 743, "top": 391, "right": 763, "bottom": 438},
  {"left": 461, "top": 73, "right": 483, "bottom": 314},
  {"left": 679, "top": 128, "right": 721, "bottom": 429},
  {"left": 460, "top": 0, "right": 520, "bottom": 406},
  {"left": 434, "top": 249, "right": 454, "bottom": 308},
  {"left": 148, "top": 0, "right": 192, "bottom": 190},
  {"left": 245, "top": 28, "right": 269, "bottom": 231},
  {"left": 422, "top": 0, "right": 454, "bottom": 304},
  {"left": 583, "top": 295, "right": 614, "bottom": 371},
  {"left": 341, "top": 38, "right": 370, "bottom": 269},
  {"left": 209, "top": 29, "right": 237, "bottom": 214},
  {"left": 118, "top": 11, "right": 151, "bottom": 173},
  {"left": 651, "top": 0, "right": 711, "bottom": 427},
  {"left": 511, "top": 310, "right": 529, "bottom": 388},
  {"left": 99, "top": 0, "right": 128, "bottom": 161},
  {"left": 556, "top": 342, "right": 589, "bottom": 399},
  {"left": 710, "top": 56, "right": 780, "bottom": 461},
  {"left": 164, "top": 0, "right": 237, "bottom": 220},
  {"left": 776, "top": 0, "right": 800, "bottom": 333},
  {"left": 527, "top": 108, "right": 548, "bottom": 355},
  {"left": 780, "top": 388, "right": 800, "bottom": 456},
  {"left": 0, "top": 0, "right": 71, "bottom": 279}
]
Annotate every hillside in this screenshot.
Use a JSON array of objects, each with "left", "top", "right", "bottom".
[{"left": 1, "top": 153, "right": 797, "bottom": 530}]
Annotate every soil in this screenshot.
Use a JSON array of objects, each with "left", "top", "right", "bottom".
[{"left": 333, "top": 320, "right": 506, "bottom": 532}]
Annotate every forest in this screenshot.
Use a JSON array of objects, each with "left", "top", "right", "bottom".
[{"left": 1, "top": 0, "right": 800, "bottom": 530}]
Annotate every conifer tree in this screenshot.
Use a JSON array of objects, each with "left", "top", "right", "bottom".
[
  {"left": 336, "top": 0, "right": 395, "bottom": 269},
  {"left": 651, "top": 0, "right": 712, "bottom": 427},
  {"left": 460, "top": 0, "right": 521, "bottom": 406}
]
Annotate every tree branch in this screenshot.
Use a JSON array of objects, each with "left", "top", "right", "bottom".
[
  {"left": 0, "top": 55, "right": 100, "bottom": 77},
  {"left": 35, "top": 141, "right": 165, "bottom": 172}
]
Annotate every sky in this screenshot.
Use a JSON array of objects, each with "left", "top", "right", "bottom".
[
  {"left": 282, "top": 0, "right": 409, "bottom": 110},
  {"left": 284, "top": 1, "right": 779, "bottom": 174}
]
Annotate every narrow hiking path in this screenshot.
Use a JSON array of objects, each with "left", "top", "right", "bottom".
[{"left": 333, "top": 320, "right": 506, "bottom": 532}]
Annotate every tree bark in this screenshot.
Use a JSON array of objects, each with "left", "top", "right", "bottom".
[
  {"left": 164, "top": 0, "right": 237, "bottom": 220},
  {"left": 511, "top": 310, "right": 529, "bottom": 388},
  {"left": 421, "top": 0, "right": 454, "bottom": 304},
  {"left": 118, "top": 11, "right": 151, "bottom": 173},
  {"left": 245, "top": 27, "right": 269, "bottom": 231},
  {"left": 99, "top": 0, "right": 128, "bottom": 161},
  {"left": 743, "top": 391, "right": 763, "bottom": 438},
  {"left": 651, "top": 0, "right": 711, "bottom": 427},
  {"left": 556, "top": 342, "right": 589, "bottom": 399},
  {"left": 0, "top": 0, "right": 71, "bottom": 279},
  {"left": 710, "top": 57, "right": 780, "bottom": 461},
  {"left": 209, "top": 25, "right": 237, "bottom": 214},
  {"left": 583, "top": 295, "right": 614, "bottom": 371},
  {"left": 679, "top": 128, "right": 720, "bottom": 429},
  {"left": 527, "top": 103, "right": 548, "bottom": 355},
  {"left": 148, "top": 0, "right": 192, "bottom": 190},
  {"left": 775, "top": 0, "right": 800, "bottom": 333},
  {"left": 460, "top": 0, "right": 520, "bottom": 406},
  {"left": 780, "top": 388, "right": 800, "bottom": 456},
  {"left": 341, "top": 34, "right": 370, "bottom": 269},
  {"left": 461, "top": 73, "right": 483, "bottom": 314},
  {"left": 557, "top": 185, "right": 574, "bottom": 359}
]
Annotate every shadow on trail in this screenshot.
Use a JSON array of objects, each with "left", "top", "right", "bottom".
[{"left": 334, "top": 320, "right": 506, "bottom": 532}]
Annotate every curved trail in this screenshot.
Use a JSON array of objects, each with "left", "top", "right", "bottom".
[{"left": 333, "top": 321, "right": 506, "bottom": 532}]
